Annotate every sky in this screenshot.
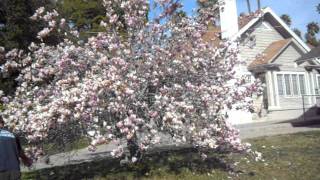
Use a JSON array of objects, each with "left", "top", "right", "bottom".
[{"left": 168, "top": 0, "right": 319, "bottom": 35}]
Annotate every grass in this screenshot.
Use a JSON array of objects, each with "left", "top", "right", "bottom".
[
  {"left": 42, "top": 137, "right": 90, "bottom": 155},
  {"left": 22, "top": 131, "right": 320, "bottom": 180}
]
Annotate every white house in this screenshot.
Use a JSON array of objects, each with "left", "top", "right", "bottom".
[{"left": 213, "top": 0, "right": 320, "bottom": 123}]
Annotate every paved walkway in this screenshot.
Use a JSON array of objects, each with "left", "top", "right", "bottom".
[
  {"left": 22, "top": 118, "right": 320, "bottom": 172},
  {"left": 237, "top": 119, "right": 320, "bottom": 139}
]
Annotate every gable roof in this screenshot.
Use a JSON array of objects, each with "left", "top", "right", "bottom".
[
  {"left": 234, "top": 7, "right": 311, "bottom": 53},
  {"left": 296, "top": 46, "right": 320, "bottom": 62},
  {"left": 203, "top": 7, "right": 310, "bottom": 52},
  {"left": 249, "top": 38, "right": 292, "bottom": 68},
  {"left": 238, "top": 12, "right": 260, "bottom": 29},
  {"left": 202, "top": 7, "right": 316, "bottom": 67}
]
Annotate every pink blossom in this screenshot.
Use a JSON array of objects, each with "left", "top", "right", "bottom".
[{"left": 0, "top": 0, "right": 261, "bottom": 162}]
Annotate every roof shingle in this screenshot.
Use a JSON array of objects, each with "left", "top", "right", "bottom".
[{"left": 249, "top": 38, "right": 292, "bottom": 68}]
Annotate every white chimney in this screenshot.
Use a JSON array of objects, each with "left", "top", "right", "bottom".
[{"left": 219, "top": 0, "right": 239, "bottom": 39}]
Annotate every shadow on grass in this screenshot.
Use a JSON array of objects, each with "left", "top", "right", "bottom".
[{"left": 23, "top": 148, "right": 234, "bottom": 180}]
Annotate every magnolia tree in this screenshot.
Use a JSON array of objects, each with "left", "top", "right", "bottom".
[{"left": 1, "top": 0, "right": 262, "bottom": 162}]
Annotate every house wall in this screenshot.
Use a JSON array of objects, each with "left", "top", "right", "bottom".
[
  {"left": 273, "top": 44, "right": 307, "bottom": 110},
  {"left": 235, "top": 18, "right": 319, "bottom": 122},
  {"left": 239, "top": 21, "right": 315, "bottom": 111},
  {"left": 239, "top": 21, "right": 284, "bottom": 65},
  {"left": 275, "top": 44, "right": 305, "bottom": 72},
  {"left": 238, "top": 20, "right": 285, "bottom": 112}
]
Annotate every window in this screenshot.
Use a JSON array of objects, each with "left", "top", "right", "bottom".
[
  {"left": 316, "top": 75, "right": 320, "bottom": 94},
  {"left": 292, "top": 75, "right": 299, "bottom": 95},
  {"left": 277, "top": 74, "right": 284, "bottom": 95},
  {"left": 284, "top": 74, "right": 291, "bottom": 95},
  {"left": 299, "top": 75, "right": 306, "bottom": 95},
  {"left": 276, "top": 73, "right": 306, "bottom": 96},
  {"left": 244, "top": 74, "right": 252, "bottom": 84},
  {"left": 247, "top": 35, "right": 256, "bottom": 49}
]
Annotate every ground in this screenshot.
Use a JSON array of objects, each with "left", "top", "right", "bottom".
[
  {"left": 22, "top": 119, "right": 320, "bottom": 171},
  {"left": 22, "top": 131, "right": 320, "bottom": 180}
]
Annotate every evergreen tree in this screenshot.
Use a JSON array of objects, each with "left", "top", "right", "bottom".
[
  {"left": 305, "top": 22, "right": 319, "bottom": 47},
  {"left": 0, "top": 0, "right": 59, "bottom": 95},
  {"left": 0, "top": 0, "right": 56, "bottom": 51},
  {"left": 56, "top": 0, "right": 107, "bottom": 40},
  {"left": 0, "top": 0, "right": 37, "bottom": 50},
  {"left": 293, "top": 28, "right": 302, "bottom": 38},
  {"left": 280, "top": 14, "right": 292, "bottom": 27}
]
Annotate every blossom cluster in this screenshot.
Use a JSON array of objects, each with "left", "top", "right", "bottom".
[{"left": 1, "top": 0, "right": 261, "bottom": 161}]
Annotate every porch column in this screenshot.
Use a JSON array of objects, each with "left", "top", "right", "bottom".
[
  {"left": 273, "top": 72, "right": 280, "bottom": 107},
  {"left": 266, "top": 71, "right": 275, "bottom": 108},
  {"left": 309, "top": 72, "right": 316, "bottom": 104}
]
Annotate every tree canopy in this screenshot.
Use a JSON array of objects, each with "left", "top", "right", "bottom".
[
  {"left": 293, "top": 28, "right": 302, "bottom": 38},
  {"left": 280, "top": 14, "right": 292, "bottom": 27},
  {"left": 56, "top": 0, "right": 107, "bottom": 40},
  {"left": 1, "top": 0, "right": 260, "bottom": 162},
  {"left": 0, "top": 0, "right": 60, "bottom": 50},
  {"left": 306, "top": 22, "right": 320, "bottom": 47}
]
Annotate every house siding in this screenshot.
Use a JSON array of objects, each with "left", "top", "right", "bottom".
[
  {"left": 232, "top": 10, "right": 319, "bottom": 123},
  {"left": 276, "top": 44, "right": 305, "bottom": 72},
  {"left": 272, "top": 44, "right": 311, "bottom": 110},
  {"left": 239, "top": 21, "right": 284, "bottom": 65}
]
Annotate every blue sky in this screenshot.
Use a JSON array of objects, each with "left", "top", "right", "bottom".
[{"left": 164, "top": 0, "right": 319, "bottom": 35}]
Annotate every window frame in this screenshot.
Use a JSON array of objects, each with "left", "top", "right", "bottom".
[
  {"left": 241, "top": 72, "right": 255, "bottom": 85},
  {"left": 315, "top": 74, "right": 320, "bottom": 95},
  {"left": 274, "top": 72, "right": 306, "bottom": 98}
]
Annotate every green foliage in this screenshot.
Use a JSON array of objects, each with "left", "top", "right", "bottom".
[
  {"left": 0, "top": 0, "right": 37, "bottom": 50},
  {"left": 0, "top": 0, "right": 42, "bottom": 95},
  {"left": 305, "top": 22, "right": 320, "bottom": 47},
  {"left": 280, "top": 14, "right": 292, "bottom": 27},
  {"left": 56, "top": 0, "right": 106, "bottom": 40},
  {"left": 43, "top": 136, "right": 90, "bottom": 155},
  {"left": 307, "top": 22, "right": 320, "bottom": 36},
  {"left": 305, "top": 33, "right": 319, "bottom": 47},
  {"left": 293, "top": 28, "right": 302, "bottom": 38},
  {"left": 0, "top": 75, "right": 17, "bottom": 95},
  {"left": 0, "top": 0, "right": 56, "bottom": 51}
]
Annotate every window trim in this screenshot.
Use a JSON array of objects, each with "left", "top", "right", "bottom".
[
  {"left": 240, "top": 72, "right": 255, "bottom": 84},
  {"left": 291, "top": 74, "right": 299, "bottom": 96},
  {"left": 274, "top": 72, "right": 306, "bottom": 98},
  {"left": 262, "top": 22, "right": 273, "bottom": 31},
  {"left": 315, "top": 74, "right": 320, "bottom": 95}
]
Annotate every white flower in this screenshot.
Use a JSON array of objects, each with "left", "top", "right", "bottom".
[
  {"left": 131, "top": 157, "right": 138, "bottom": 163},
  {"left": 88, "top": 131, "right": 96, "bottom": 137}
]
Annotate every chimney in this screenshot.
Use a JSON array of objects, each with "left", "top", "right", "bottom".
[{"left": 219, "top": 0, "right": 239, "bottom": 39}]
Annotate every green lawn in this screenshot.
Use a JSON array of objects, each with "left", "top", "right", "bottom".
[
  {"left": 42, "top": 137, "right": 90, "bottom": 155},
  {"left": 22, "top": 131, "right": 320, "bottom": 180}
]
